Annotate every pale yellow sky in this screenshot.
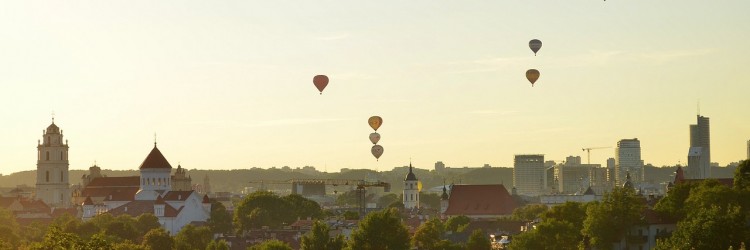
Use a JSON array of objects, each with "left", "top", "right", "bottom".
[{"left": 1, "top": 1, "right": 749, "bottom": 175}]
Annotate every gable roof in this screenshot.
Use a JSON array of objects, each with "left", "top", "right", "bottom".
[
  {"left": 139, "top": 146, "right": 172, "bottom": 169},
  {"left": 107, "top": 200, "right": 179, "bottom": 217},
  {"left": 444, "top": 184, "right": 517, "bottom": 216}
]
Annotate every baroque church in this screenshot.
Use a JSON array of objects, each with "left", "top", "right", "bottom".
[{"left": 36, "top": 119, "right": 210, "bottom": 235}]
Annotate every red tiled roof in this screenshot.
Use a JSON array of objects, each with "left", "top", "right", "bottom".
[
  {"left": 19, "top": 199, "right": 51, "bottom": 214},
  {"left": 108, "top": 200, "right": 179, "bottom": 218},
  {"left": 139, "top": 146, "right": 172, "bottom": 169},
  {"left": 0, "top": 197, "right": 16, "bottom": 207},
  {"left": 444, "top": 184, "right": 517, "bottom": 216},
  {"left": 86, "top": 176, "right": 140, "bottom": 187},
  {"left": 83, "top": 196, "right": 94, "bottom": 205},
  {"left": 162, "top": 191, "right": 194, "bottom": 201},
  {"left": 102, "top": 188, "right": 138, "bottom": 202}
]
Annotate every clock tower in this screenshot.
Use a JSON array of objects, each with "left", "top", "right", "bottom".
[{"left": 36, "top": 119, "right": 71, "bottom": 208}]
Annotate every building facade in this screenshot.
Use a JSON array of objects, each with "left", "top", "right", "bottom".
[
  {"left": 687, "top": 115, "right": 711, "bottom": 179},
  {"left": 36, "top": 120, "right": 71, "bottom": 208},
  {"left": 615, "top": 139, "right": 642, "bottom": 187},
  {"left": 403, "top": 163, "right": 419, "bottom": 209},
  {"left": 513, "top": 155, "right": 545, "bottom": 196},
  {"left": 172, "top": 165, "right": 192, "bottom": 191}
]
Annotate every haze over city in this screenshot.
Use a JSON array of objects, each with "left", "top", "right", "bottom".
[{"left": 1, "top": 1, "right": 749, "bottom": 175}]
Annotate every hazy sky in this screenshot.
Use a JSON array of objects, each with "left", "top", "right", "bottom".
[{"left": 1, "top": 1, "right": 749, "bottom": 175}]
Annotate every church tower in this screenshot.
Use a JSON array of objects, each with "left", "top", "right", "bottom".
[
  {"left": 403, "top": 163, "right": 419, "bottom": 209},
  {"left": 135, "top": 143, "right": 173, "bottom": 200},
  {"left": 36, "top": 119, "right": 71, "bottom": 208}
]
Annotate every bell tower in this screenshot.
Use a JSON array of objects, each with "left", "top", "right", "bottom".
[{"left": 36, "top": 118, "right": 71, "bottom": 208}]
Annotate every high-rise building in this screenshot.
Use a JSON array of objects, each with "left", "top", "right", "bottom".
[
  {"left": 403, "top": 163, "right": 419, "bottom": 209},
  {"left": 36, "top": 119, "right": 71, "bottom": 208},
  {"left": 687, "top": 115, "right": 711, "bottom": 179},
  {"left": 513, "top": 154, "right": 545, "bottom": 196},
  {"left": 615, "top": 139, "right": 642, "bottom": 187},
  {"left": 434, "top": 161, "right": 445, "bottom": 172}
]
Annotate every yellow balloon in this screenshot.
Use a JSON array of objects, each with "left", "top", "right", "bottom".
[
  {"left": 368, "top": 116, "right": 383, "bottom": 131},
  {"left": 417, "top": 181, "right": 423, "bottom": 191}
]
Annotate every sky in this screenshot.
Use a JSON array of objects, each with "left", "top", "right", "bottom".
[{"left": 1, "top": 1, "right": 749, "bottom": 175}]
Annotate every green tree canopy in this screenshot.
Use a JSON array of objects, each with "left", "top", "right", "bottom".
[
  {"left": 509, "top": 218, "right": 579, "bottom": 250},
  {"left": 411, "top": 218, "right": 445, "bottom": 249},
  {"left": 444, "top": 215, "right": 470, "bottom": 233},
  {"left": 342, "top": 210, "right": 359, "bottom": 220},
  {"left": 348, "top": 208, "right": 410, "bottom": 250},
  {"left": 174, "top": 225, "right": 212, "bottom": 250},
  {"left": 136, "top": 214, "right": 162, "bottom": 237},
  {"left": 235, "top": 191, "right": 323, "bottom": 232},
  {"left": 466, "top": 229, "right": 492, "bottom": 250},
  {"left": 284, "top": 194, "right": 323, "bottom": 220},
  {"left": 0, "top": 208, "right": 20, "bottom": 248},
  {"left": 300, "top": 220, "right": 345, "bottom": 250},
  {"left": 248, "top": 239, "right": 293, "bottom": 250},
  {"left": 541, "top": 201, "right": 588, "bottom": 232},
  {"left": 733, "top": 160, "right": 750, "bottom": 191},
  {"left": 377, "top": 193, "right": 400, "bottom": 208},
  {"left": 582, "top": 187, "right": 645, "bottom": 250},
  {"left": 141, "top": 228, "right": 173, "bottom": 250},
  {"left": 29, "top": 226, "right": 84, "bottom": 250},
  {"left": 654, "top": 182, "right": 696, "bottom": 221},
  {"left": 208, "top": 200, "right": 233, "bottom": 235},
  {"left": 207, "top": 239, "right": 231, "bottom": 250},
  {"left": 512, "top": 204, "right": 548, "bottom": 221},
  {"left": 656, "top": 205, "right": 748, "bottom": 250}
]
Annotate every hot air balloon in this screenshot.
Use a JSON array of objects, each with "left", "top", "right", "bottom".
[
  {"left": 313, "top": 75, "right": 329, "bottom": 95},
  {"left": 371, "top": 145, "right": 384, "bottom": 160},
  {"left": 526, "top": 69, "right": 540, "bottom": 87},
  {"left": 529, "top": 39, "right": 542, "bottom": 56},
  {"left": 368, "top": 116, "right": 383, "bottom": 131},
  {"left": 369, "top": 132, "right": 381, "bottom": 145}
]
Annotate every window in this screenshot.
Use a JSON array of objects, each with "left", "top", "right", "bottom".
[
  {"left": 60, "top": 152, "right": 63, "bottom": 160},
  {"left": 46, "top": 151, "right": 49, "bottom": 161},
  {"left": 46, "top": 171, "right": 49, "bottom": 182},
  {"left": 60, "top": 170, "right": 63, "bottom": 182}
]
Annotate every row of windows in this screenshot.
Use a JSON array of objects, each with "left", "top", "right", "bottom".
[
  {"left": 44, "top": 170, "right": 65, "bottom": 183},
  {"left": 143, "top": 177, "right": 170, "bottom": 186},
  {"left": 37, "top": 150, "right": 67, "bottom": 161}
]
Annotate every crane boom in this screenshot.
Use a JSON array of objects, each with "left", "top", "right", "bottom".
[{"left": 581, "top": 146, "right": 612, "bottom": 164}]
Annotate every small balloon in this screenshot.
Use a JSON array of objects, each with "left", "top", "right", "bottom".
[
  {"left": 371, "top": 145, "right": 384, "bottom": 160},
  {"left": 526, "top": 69, "right": 540, "bottom": 87},
  {"left": 369, "top": 132, "right": 381, "bottom": 145},
  {"left": 368, "top": 116, "right": 383, "bottom": 131},
  {"left": 313, "top": 75, "right": 329, "bottom": 94},
  {"left": 529, "top": 39, "right": 542, "bottom": 56}
]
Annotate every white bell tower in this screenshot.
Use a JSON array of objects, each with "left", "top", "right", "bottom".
[
  {"left": 403, "top": 163, "right": 419, "bottom": 209},
  {"left": 36, "top": 118, "right": 71, "bottom": 208}
]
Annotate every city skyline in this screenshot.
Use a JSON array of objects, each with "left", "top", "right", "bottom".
[{"left": 2, "top": 1, "right": 750, "bottom": 175}]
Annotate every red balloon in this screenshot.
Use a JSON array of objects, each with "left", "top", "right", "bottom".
[{"left": 313, "top": 75, "right": 329, "bottom": 94}]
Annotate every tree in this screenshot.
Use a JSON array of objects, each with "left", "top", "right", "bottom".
[
  {"left": 581, "top": 187, "right": 645, "bottom": 250},
  {"left": 466, "top": 229, "right": 492, "bottom": 250},
  {"left": 112, "top": 241, "right": 146, "bottom": 250},
  {"left": 29, "top": 226, "right": 84, "bottom": 250},
  {"left": 656, "top": 205, "right": 748, "bottom": 250},
  {"left": 444, "top": 215, "right": 470, "bottom": 233},
  {"left": 234, "top": 191, "right": 293, "bottom": 232},
  {"left": 208, "top": 200, "right": 233, "bottom": 235},
  {"left": 206, "top": 239, "right": 231, "bottom": 250},
  {"left": 733, "top": 160, "right": 750, "bottom": 191},
  {"left": 412, "top": 218, "right": 445, "bottom": 249},
  {"left": 419, "top": 192, "right": 441, "bottom": 209},
  {"left": 141, "top": 228, "right": 173, "bottom": 250},
  {"left": 509, "top": 219, "right": 579, "bottom": 250},
  {"left": 174, "top": 225, "right": 212, "bottom": 250},
  {"left": 284, "top": 194, "right": 323, "bottom": 220},
  {"left": 377, "top": 193, "right": 400, "bottom": 208},
  {"left": 348, "top": 208, "right": 410, "bottom": 250},
  {"left": 85, "top": 233, "right": 115, "bottom": 250},
  {"left": 342, "top": 210, "right": 359, "bottom": 220},
  {"left": 136, "top": 214, "right": 162, "bottom": 236},
  {"left": 105, "top": 220, "right": 139, "bottom": 242},
  {"left": 301, "top": 220, "right": 345, "bottom": 250},
  {"left": 248, "top": 239, "right": 293, "bottom": 250},
  {"left": 541, "top": 201, "right": 588, "bottom": 232},
  {"left": 512, "top": 204, "right": 548, "bottom": 221},
  {"left": 0, "top": 208, "right": 20, "bottom": 248},
  {"left": 654, "top": 182, "right": 696, "bottom": 220}
]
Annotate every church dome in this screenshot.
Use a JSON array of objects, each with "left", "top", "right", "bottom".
[
  {"left": 46, "top": 122, "right": 60, "bottom": 134},
  {"left": 405, "top": 163, "right": 417, "bottom": 181}
]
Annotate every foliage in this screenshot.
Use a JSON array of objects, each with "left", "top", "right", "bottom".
[
  {"left": 174, "top": 225, "right": 212, "bottom": 250},
  {"left": 581, "top": 187, "right": 645, "bottom": 250},
  {"left": 654, "top": 182, "right": 696, "bottom": 220},
  {"left": 541, "top": 201, "right": 588, "bottom": 233},
  {"left": 466, "top": 229, "right": 492, "bottom": 250},
  {"left": 377, "top": 193, "right": 400, "bottom": 208},
  {"left": 419, "top": 192, "right": 441, "bottom": 209},
  {"left": 444, "top": 215, "right": 470, "bottom": 233},
  {"left": 208, "top": 200, "right": 233, "bottom": 235},
  {"left": 656, "top": 205, "right": 748, "bottom": 250},
  {"left": 348, "top": 208, "right": 410, "bottom": 250},
  {"left": 512, "top": 204, "right": 548, "bottom": 221},
  {"left": 235, "top": 191, "right": 323, "bottom": 232},
  {"left": 141, "top": 228, "right": 174, "bottom": 250},
  {"left": 105, "top": 220, "right": 139, "bottom": 242},
  {"left": 113, "top": 241, "right": 147, "bottom": 250},
  {"left": 387, "top": 201, "right": 405, "bottom": 210},
  {"left": 509, "top": 219, "right": 579, "bottom": 250},
  {"left": 301, "top": 220, "right": 345, "bottom": 250},
  {"left": 0, "top": 208, "right": 20, "bottom": 248},
  {"left": 247, "top": 239, "right": 293, "bottom": 250},
  {"left": 411, "top": 218, "right": 445, "bottom": 249},
  {"left": 21, "top": 221, "right": 49, "bottom": 244},
  {"left": 336, "top": 190, "right": 374, "bottom": 206},
  {"left": 29, "top": 226, "right": 84, "bottom": 250},
  {"left": 207, "top": 239, "right": 231, "bottom": 250},
  {"left": 342, "top": 210, "right": 359, "bottom": 220},
  {"left": 136, "top": 214, "right": 162, "bottom": 237},
  {"left": 734, "top": 160, "right": 750, "bottom": 191}
]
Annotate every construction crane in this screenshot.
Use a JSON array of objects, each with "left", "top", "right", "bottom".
[
  {"left": 248, "top": 179, "right": 391, "bottom": 217},
  {"left": 581, "top": 147, "right": 612, "bottom": 164}
]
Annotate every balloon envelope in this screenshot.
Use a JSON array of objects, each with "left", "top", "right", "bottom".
[
  {"left": 313, "top": 75, "right": 329, "bottom": 94},
  {"left": 368, "top": 116, "right": 383, "bottom": 131},
  {"left": 526, "top": 69, "right": 540, "bottom": 86},
  {"left": 529, "top": 39, "right": 542, "bottom": 56},
  {"left": 369, "top": 132, "right": 381, "bottom": 145},
  {"left": 371, "top": 145, "right": 384, "bottom": 160}
]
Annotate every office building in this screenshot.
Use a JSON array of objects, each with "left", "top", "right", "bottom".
[
  {"left": 513, "top": 155, "right": 545, "bottom": 196},
  {"left": 615, "top": 139, "right": 642, "bottom": 187},
  {"left": 687, "top": 115, "right": 711, "bottom": 179}
]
